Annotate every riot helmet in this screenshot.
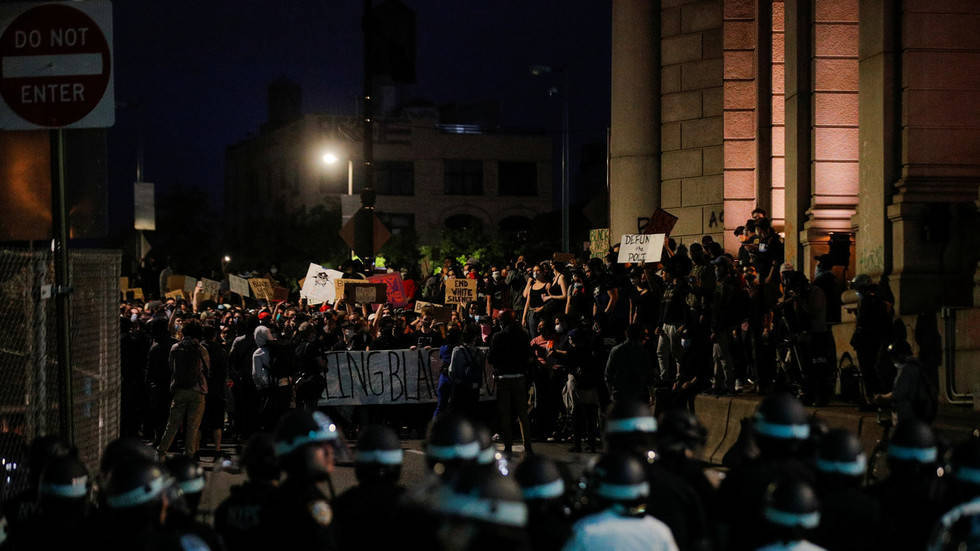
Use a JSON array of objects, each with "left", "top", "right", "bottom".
[
  {"left": 426, "top": 414, "right": 479, "bottom": 476},
  {"left": 241, "top": 432, "right": 279, "bottom": 483},
  {"left": 515, "top": 455, "right": 565, "bottom": 502},
  {"left": 604, "top": 401, "right": 658, "bottom": 459},
  {"left": 887, "top": 419, "right": 938, "bottom": 478},
  {"left": 658, "top": 409, "right": 707, "bottom": 456},
  {"left": 762, "top": 478, "right": 821, "bottom": 544},
  {"left": 274, "top": 409, "right": 347, "bottom": 481},
  {"left": 591, "top": 451, "right": 650, "bottom": 517},
  {"left": 434, "top": 465, "right": 529, "bottom": 550},
  {"left": 165, "top": 455, "right": 206, "bottom": 514},
  {"left": 754, "top": 392, "right": 810, "bottom": 458},
  {"left": 355, "top": 424, "right": 403, "bottom": 485},
  {"left": 815, "top": 428, "right": 866, "bottom": 479}
]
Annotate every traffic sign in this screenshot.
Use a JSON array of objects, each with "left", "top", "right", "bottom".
[
  {"left": 0, "top": 1, "right": 114, "bottom": 129},
  {"left": 339, "top": 207, "right": 391, "bottom": 256}
]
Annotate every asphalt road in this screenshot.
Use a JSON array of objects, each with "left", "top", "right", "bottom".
[{"left": 195, "top": 438, "right": 602, "bottom": 521}]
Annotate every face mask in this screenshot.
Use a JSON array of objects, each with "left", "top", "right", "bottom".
[
  {"left": 758, "top": 243, "right": 768, "bottom": 253},
  {"left": 555, "top": 324, "right": 564, "bottom": 333},
  {"left": 473, "top": 315, "right": 481, "bottom": 323},
  {"left": 270, "top": 267, "right": 278, "bottom": 275}
]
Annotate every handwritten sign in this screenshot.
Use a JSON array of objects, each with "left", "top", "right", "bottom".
[
  {"left": 590, "top": 228, "right": 610, "bottom": 259},
  {"left": 123, "top": 288, "right": 143, "bottom": 301},
  {"left": 368, "top": 273, "right": 408, "bottom": 307},
  {"left": 300, "top": 263, "right": 343, "bottom": 305},
  {"left": 166, "top": 275, "right": 196, "bottom": 295},
  {"left": 199, "top": 278, "right": 221, "bottom": 301},
  {"left": 165, "top": 290, "right": 185, "bottom": 301},
  {"left": 229, "top": 274, "right": 250, "bottom": 297},
  {"left": 317, "top": 348, "right": 495, "bottom": 406},
  {"left": 617, "top": 233, "right": 666, "bottom": 264},
  {"left": 415, "top": 300, "right": 452, "bottom": 322},
  {"left": 249, "top": 278, "right": 274, "bottom": 302},
  {"left": 444, "top": 278, "right": 477, "bottom": 305}
]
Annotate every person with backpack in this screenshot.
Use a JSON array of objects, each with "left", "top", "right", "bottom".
[
  {"left": 874, "top": 340, "right": 938, "bottom": 426},
  {"left": 448, "top": 323, "right": 484, "bottom": 419},
  {"left": 252, "top": 324, "right": 284, "bottom": 431},
  {"left": 156, "top": 319, "right": 210, "bottom": 460}
]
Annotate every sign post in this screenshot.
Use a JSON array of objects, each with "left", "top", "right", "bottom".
[{"left": 1, "top": 0, "right": 116, "bottom": 445}]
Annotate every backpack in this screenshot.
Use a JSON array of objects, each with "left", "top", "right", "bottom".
[
  {"left": 171, "top": 340, "right": 205, "bottom": 391},
  {"left": 452, "top": 346, "right": 484, "bottom": 388}
]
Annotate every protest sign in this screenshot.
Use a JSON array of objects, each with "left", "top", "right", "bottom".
[
  {"left": 199, "top": 278, "right": 221, "bottom": 301},
  {"left": 640, "top": 208, "right": 679, "bottom": 236},
  {"left": 316, "top": 348, "right": 495, "bottom": 406},
  {"left": 123, "top": 288, "right": 143, "bottom": 301},
  {"left": 119, "top": 277, "right": 128, "bottom": 290},
  {"left": 272, "top": 286, "right": 289, "bottom": 302},
  {"left": 617, "top": 233, "right": 666, "bottom": 264},
  {"left": 165, "top": 290, "right": 185, "bottom": 301},
  {"left": 368, "top": 273, "right": 409, "bottom": 307},
  {"left": 552, "top": 252, "right": 576, "bottom": 264},
  {"left": 228, "top": 274, "right": 250, "bottom": 297},
  {"left": 166, "top": 275, "right": 195, "bottom": 295},
  {"left": 590, "top": 228, "right": 610, "bottom": 259},
  {"left": 300, "top": 263, "right": 343, "bottom": 305},
  {"left": 336, "top": 279, "right": 386, "bottom": 303},
  {"left": 249, "top": 278, "right": 274, "bottom": 302},
  {"left": 444, "top": 278, "right": 477, "bottom": 305},
  {"left": 414, "top": 300, "right": 452, "bottom": 322}
]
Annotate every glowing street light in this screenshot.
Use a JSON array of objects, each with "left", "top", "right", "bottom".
[{"left": 322, "top": 151, "right": 339, "bottom": 165}]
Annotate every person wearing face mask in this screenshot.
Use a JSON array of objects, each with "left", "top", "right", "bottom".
[
  {"left": 486, "top": 267, "right": 511, "bottom": 317},
  {"left": 523, "top": 265, "right": 551, "bottom": 339}
]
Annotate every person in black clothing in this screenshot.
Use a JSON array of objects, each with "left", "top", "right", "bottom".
[
  {"left": 850, "top": 274, "right": 892, "bottom": 403},
  {"left": 145, "top": 318, "right": 175, "bottom": 446},
  {"left": 487, "top": 309, "right": 534, "bottom": 457},
  {"left": 560, "top": 328, "right": 601, "bottom": 453},
  {"left": 214, "top": 433, "right": 279, "bottom": 551},
  {"left": 10, "top": 454, "right": 93, "bottom": 550},
  {"left": 164, "top": 455, "right": 225, "bottom": 550},
  {"left": 515, "top": 455, "right": 571, "bottom": 551},
  {"left": 202, "top": 324, "right": 229, "bottom": 461},
  {"left": 657, "top": 268, "right": 690, "bottom": 387},
  {"left": 812, "top": 255, "right": 841, "bottom": 325},
  {"left": 811, "top": 428, "right": 882, "bottom": 551},
  {"left": 710, "top": 259, "right": 742, "bottom": 396},
  {"left": 656, "top": 409, "right": 716, "bottom": 525},
  {"left": 120, "top": 317, "right": 151, "bottom": 438},
  {"left": 2, "top": 435, "right": 73, "bottom": 543},
  {"left": 605, "top": 324, "right": 655, "bottom": 404}
]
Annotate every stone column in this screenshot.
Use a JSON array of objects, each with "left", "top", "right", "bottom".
[
  {"left": 782, "top": 0, "right": 812, "bottom": 268},
  {"left": 610, "top": 0, "right": 660, "bottom": 241}
]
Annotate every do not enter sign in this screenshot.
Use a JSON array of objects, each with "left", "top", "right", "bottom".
[{"left": 0, "top": 1, "right": 114, "bottom": 129}]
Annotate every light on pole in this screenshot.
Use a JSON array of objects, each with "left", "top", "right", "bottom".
[
  {"left": 321, "top": 150, "right": 354, "bottom": 195},
  {"left": 530, "top": 64, "right": 570, "bottom": 253}
]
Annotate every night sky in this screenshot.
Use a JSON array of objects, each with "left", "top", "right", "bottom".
[{"left": 107, "top": 0, "right": 611, "bottom": 237}]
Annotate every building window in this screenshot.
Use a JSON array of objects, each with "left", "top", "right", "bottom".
[
  {"left": 444, "top": 160, "right": 484, "bottom": 195},
  {"left": 377, "top": 212, "right": 415, "bottom": 235},
  {"left": 374, "top": 161, "right": 414, "bottom": 195},
  {"left": 498, "top": 161, "right": 537, "bottom": 196}
]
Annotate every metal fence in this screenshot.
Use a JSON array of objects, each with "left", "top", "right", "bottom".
[{"left": 0, "top": 248, "right": 120, "bottom": 500}]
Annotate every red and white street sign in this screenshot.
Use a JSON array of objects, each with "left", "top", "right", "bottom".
[{"left": 0, "top": 1, "right": 113, "bottom": 129}]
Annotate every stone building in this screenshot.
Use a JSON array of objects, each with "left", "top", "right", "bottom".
[{"left": 610, "top": 0, "right": 980, "bottom": 404}]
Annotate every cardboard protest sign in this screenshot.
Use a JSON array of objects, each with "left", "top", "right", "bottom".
[
  {"left": 119, "top": 277, "right": 128, "bottom": 290},
  {"left": 123, "top": 288, "right": 144, "bottom": 301},
  {"left": 552, "top": 252, "right": 576, "bottom": 264},
  {"left": 444, "top": 278, "right": 477, "bottom": 305},
  {"left": 617, "top": 233, "right": 666, "bottom": 264},
  {"left": 641, "top": 208, "right": 679, "bottom": 236},
  {"left": 300, "top": 264, "right": 343, "bottom": 305},
  {"left": 316, "top": 348, "right": 495, "bottom": 406},
  {"left": 368, "top": 273, "right": 409, "bottom": 307},
  {"left": 590, "top": 228, "right": 610, "bottom": 259},
  {"left": 199, "top": 278, "right": 221, "bottom": 301},
  {"left": 249, "top": 278, "right": 274, "bottom": 302},
  {"left": 334, "top": 279, "right": 384, "bottom": 304},
  {"left": 228, "top": 274, "right": 250, "bottom": 297},
  {"left": 165, "top": 290, "right": 185, "bottom": 301},
  {"left": 272, "top": 286, "right": 289, "bottom": 302},
  {"left": 414, "top": 300, "right": 452, "bottom": 322}
]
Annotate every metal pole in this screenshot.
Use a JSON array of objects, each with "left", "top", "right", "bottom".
[
  {"left": 359, "top": 0, "right": 376, "bottom": 267},
  {"left": 50, "top": 128, "right": 73, "bottom": 444},
  {"left": 561, "top": 75, "right": 570, "bottom": 253}
]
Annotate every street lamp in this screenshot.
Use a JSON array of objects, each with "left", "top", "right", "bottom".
[
  {"left": 530, "top": 64, "right": 570, "bottom": 253},
  {"left": 321, "top": 149, "right": 355, "bottom": 196}
]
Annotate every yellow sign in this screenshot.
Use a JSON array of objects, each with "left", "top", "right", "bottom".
[{"left": 249, "top": 278, "right": 274, "bottom": 302}]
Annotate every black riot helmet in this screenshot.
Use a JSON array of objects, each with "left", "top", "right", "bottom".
[
  {"left": 658, "top": 409, "right": 707, "bottom": 456},
  {"left": 38, "top": 455, "right": 90, "bottom": 521},
  {"left": 815, "top": 428, "right": 866, "bottom": 482},
  {"left": 100, "top": 437, "right": 156, "bottom": 480},
  {"left": 242, "top": 432, "right": 280, "bottom": 483},
  {"left": 950, "top": 438, "right": 980, "bottom": 502},
  {"left": 274, "top": 410, "right": 348, "bottom": 481},
  {"left": 604, "top": 401, "right": 658, "bottom": 459},
  {"left": 887, "top": 419, "right": 938, "bottom": 477},
  {"left": 355, "top": 424, "right": 403, "bottom": 485},
  {"left": 434, "top": 465, "right": 529, "bottom": 550},
  {"left": 754, "top": 392, "right": 810, "bottom": 458},
  {"left": 761, "top": 478, "right": 821, "bottom": 544},
  {"left": 104, "top": 457, "right": 171, "bottom": 530},
  {"left": 591, "top": 451, "right": 650, "bottom": 516},
  {"left": 165, "top": 455, "right": 206, "bottom": 514},
  {"left": 27, "top": 435, "right": 73, "bottom": 489},
  {"left": 425, "top": 414, "right": 479, "bottom": 475},
  {"left": 515, "top": 455, "right": 565, "bottom": 502}
]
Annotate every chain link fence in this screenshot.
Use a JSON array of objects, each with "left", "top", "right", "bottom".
[{"left": 0, "top": 248, "right": 120, "bottom": 501}]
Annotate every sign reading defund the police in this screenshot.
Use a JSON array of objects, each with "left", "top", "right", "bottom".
[
  {"left": 316, "top": 348, "right": 495, "bottom": 406},
  {"left": 617, "top": 233, "right": 666, "bottom": 264},
  {"left": 0, "top": 1, "right": 114, "bottom": 129}
]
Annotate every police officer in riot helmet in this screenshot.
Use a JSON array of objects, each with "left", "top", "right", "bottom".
[
  {"left": 2, "top": 435, "right": 73, "bottom": 537},
  {"left": 928, "top": 438, "right": 980, "bottom": 550},
  {"left": 10, "top": 454, "right": 93, "bottom": 549},
  {"left": 515, "top": 455, "right": 571, "bottom": 551},
  {"left": 717, "top": 392, "right": 815, "bottom": 551},
  {"left": 214, "top": 433, "right": 279, "bottom": 551},
  {"left": 657, "top": 409, "right": 716, "bottom": 525},
  {"left": 604, "top": 400, "right": 707, "bottom": 551},
  {"left": 333, "top": 425, "right": 405, "bottom": 551},
  {"left": 756, "top": 478, "right": 826, "bottom": 551},
  {"left": 810, "top": 429, "right": 882, "bottom": 551},
  {"left": 564, "top": 451, "right": 678, "bottom": 550},
  {"left": 99, "top": 457, "right": 210, "bottom": 551},
  {"left": 260, "top": 409, "right": 346, "bottom": 550},
  {"left": 432, "top": 464, "right": 531, "bottom": 551},
  {"left": 871, "top": 419, "right": 948, "bottom": 551},
  {"left": 425, "top": 413, "right": 481, "bottom": 477},
  {"left": 164, "top": 456, "right": 223, "bottom": 550},
  {"left": 474, "top": 422, "right": 502, "bottom": 472}
]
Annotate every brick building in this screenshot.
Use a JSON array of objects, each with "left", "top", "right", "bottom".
[{"left": 610, "top": 0, "right": 980, "bottom": 405}]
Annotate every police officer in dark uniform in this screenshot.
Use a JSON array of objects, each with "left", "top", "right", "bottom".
[
  {"left": 260, "top": 410, "right": 345, "bottom": 550},
  {"left": 810, "top": 429, "right": 882, "bottom": 551},
  {"left": 755, "top": 478, "right": 826, "bottom": 551},
  {"left": 214, "top": 433, "right": 279, "bottom": 551},
  {"left": 871, "top": 419, "right": 948, "bottom": 551},
  {"left": 928, "top": 437, "right": 980, "bottom": 550},
  {"left": 604, "top": 400, "right": 708, "bottom": 551},
  {"left": 333, "top": 425, "right": 405, "bottom": 551},
  {"left": 656, "top": 408, "right": 716, "bottom": 525},
  {"left": 165, "top": 456, "right": 224, "bottom": 550},
  {"left": 432, "top": 463, "right": 531, "bottom": 551},
  {"left": 10, "top": 454, "right": 92, "bottom": 550},
  {"left": 514, "top": 455, "right": 571, "bottom": 551},
  {"left": 2, "top": 435, "right": 72, "bottom": 538},
  {"left": 717, "top": 392, "right": 815, "bottom": 551}
]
